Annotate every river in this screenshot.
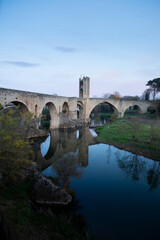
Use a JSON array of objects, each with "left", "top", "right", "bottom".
[{"left": 35, "top": 127, "right": 160, "bottom": 240}]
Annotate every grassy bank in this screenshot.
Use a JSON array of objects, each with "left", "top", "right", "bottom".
[
  {"left": 96, "top": 117, "right": 160, "bottom": 161},
  {"left": 0, "top": 178, "right": 92, "bottom": 240}
]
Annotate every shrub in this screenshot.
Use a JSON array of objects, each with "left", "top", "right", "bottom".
[{"left": 0, "top": 108, "right": 33, "bottom": 185}]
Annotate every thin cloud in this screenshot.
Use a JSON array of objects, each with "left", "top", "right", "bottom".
[
  {"left": 1, "top": 61, "right": 40, "bottom": 67},
  {"left": 55, "top": 46, "right": 77, "bottom": 53}
]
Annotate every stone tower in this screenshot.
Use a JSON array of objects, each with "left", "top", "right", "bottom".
[{"left": 79, "top": 76, "right": 90, "bottom": 98}]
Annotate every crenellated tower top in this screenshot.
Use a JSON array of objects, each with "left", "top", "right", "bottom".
[{"left": 79, "top": 76, "right": 90, "bottom": 98}]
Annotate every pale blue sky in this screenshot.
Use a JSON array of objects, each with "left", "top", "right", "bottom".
[{"left": 0, "top": 0, "right": 160, "bottom": 97}]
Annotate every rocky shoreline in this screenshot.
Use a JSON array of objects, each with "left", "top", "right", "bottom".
[{"left": 30, "top": 163, "right": 72, "bottom": 206}]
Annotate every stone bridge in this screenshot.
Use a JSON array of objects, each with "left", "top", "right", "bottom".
[{"left": 0, "top": 77, "right": 154, "bottom": 128}]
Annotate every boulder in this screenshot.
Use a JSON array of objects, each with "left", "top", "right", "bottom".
[
  {"left": 59, "top": 115, "right": 90, "bottom": 128},
  {"left": 33, "top": 172, "right": 72, "bottom": 205},
  {"left": 27, "top": 126, "right": 48, "bottom": 139}
]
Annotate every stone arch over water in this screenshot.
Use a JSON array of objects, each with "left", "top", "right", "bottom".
[
  {"left": 77, "top": 101, "right": 83, "bottom": 118},
  {"left": 62, "top": 102, "right": 69, "bottom": 117},
  {"left": 43, "top": 102, "right": 58, "bottom": 128}
]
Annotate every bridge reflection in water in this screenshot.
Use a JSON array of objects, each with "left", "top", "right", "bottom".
[
  {"left": 36, "top": 127, "right": 160, "bottom": 192},
  {"left": 35, "top": 127, "right": 97, "bottom": 171}
]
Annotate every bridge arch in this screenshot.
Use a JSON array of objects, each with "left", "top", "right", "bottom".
[
  {"left": 7, "top": 101, "right": 29, "bottom": 114},
  {"left": 43, "top": 102, "right": 58, "bottom": 128},
  {"left": 77, "top": 101, "right": 83, "bottom": 118},
  {"left": 124, "top": 104, "right": 142, "bottom": 117},
  {"left": 89, "top": 101, "right": 119, "bottom": 121},
  {"left": 147, "top": 106, "right": 157, "bottom": 114},
  {"left": 62, "top": 102, "right": 69, "bottom": 116}
]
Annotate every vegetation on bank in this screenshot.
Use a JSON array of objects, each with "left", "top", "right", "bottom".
[
  {"left": 96, "top": 115, "right": 160, "bottom": 161},
  {"left": 0, "top": 178, "right": 91, "bottom": 240},
  {"left": 0, "top": 107, "right": 33, "bottom": 185},
  {"left": 0, "top": 108, "right": 93, "bottom": 240}
]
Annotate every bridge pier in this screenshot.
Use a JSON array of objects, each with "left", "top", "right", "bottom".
[{"left": 117, "top": 111, "right": 124, "bottom": 118}]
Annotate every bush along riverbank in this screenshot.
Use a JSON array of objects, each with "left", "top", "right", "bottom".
[{"left": 96, "top": 116, "right": 160, "bottom": 161}]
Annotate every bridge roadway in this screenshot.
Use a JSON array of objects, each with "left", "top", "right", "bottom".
[{"left": 0, "top": 87, "right": 153, "bottom": 128}]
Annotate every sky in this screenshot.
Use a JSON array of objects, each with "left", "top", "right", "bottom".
[{"left": 0, "top": 0, "right": 160, "bottom": 97}]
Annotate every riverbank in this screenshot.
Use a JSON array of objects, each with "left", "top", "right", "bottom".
[
  {"left": 0, "top": 177, "right": 92, "bottom": 240},
  {"left": 96, "top": 116, "right": 160, "bottom": 161}
]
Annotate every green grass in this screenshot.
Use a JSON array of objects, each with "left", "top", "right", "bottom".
[{"left": 96, "top": 118, "right": 160, "bottom": 160}]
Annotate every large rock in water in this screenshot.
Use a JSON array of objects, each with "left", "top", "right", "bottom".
[
  {"left": 27, "top": 122, "right": 48, "bottom": 138},
  {"left": 33, "top": 172, "right": 72, "bottom": 205},
  {"left": 59, "top": 114, "right": 90, "bottom": 128}
]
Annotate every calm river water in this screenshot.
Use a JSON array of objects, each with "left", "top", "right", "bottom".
[{"left": 36, "top": 127, "right": 160, "bottom": 240}]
